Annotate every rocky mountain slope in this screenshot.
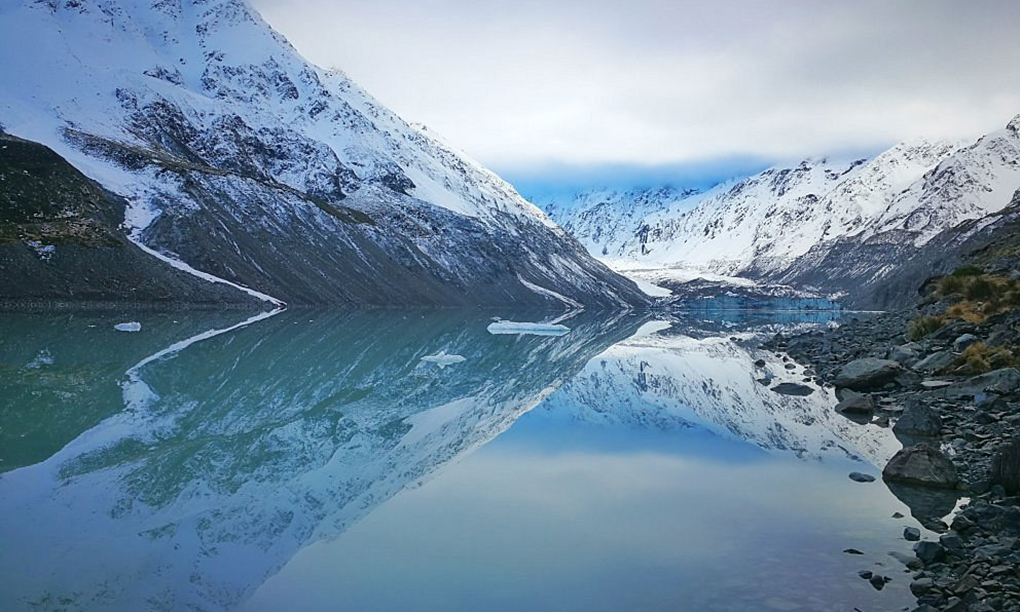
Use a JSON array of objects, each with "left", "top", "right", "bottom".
[
  {"left": 538, "top": 186, "right": 700, "bottom": 258},
  {"left": 0, "top": 0, "right": 645, "bottom": 308},
  {"left": 545, "top": 117, "right": 1020, "bottom": 308}
]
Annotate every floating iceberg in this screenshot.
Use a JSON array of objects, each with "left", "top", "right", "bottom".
[
  {"left": 114, "top": 322, "right": 142, "bottom": 332},
  {"left": 486, "top": 320, "right": 570, "bottom": 336},
  {"left": 419, "top": 351, "right": 466, "bottom": 369}
]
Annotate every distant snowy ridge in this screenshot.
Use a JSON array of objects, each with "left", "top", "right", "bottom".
[{"left": 542, "top": 117, "right": 1020, "bottom": 307}]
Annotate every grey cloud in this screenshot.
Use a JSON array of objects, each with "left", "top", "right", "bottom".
[{"left": 250, "top": 0, "right": 1020, "bottom": 171}]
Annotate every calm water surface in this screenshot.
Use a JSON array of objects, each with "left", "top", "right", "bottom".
[{"left": 0, "top": 309, "right": 934, "bottom": 611}]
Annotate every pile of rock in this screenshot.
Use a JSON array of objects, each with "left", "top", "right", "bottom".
[{"left": 764, "top": 306, "right": 1020, "bottom": 612}]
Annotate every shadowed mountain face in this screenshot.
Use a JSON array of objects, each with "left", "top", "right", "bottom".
[
  {"left": 0, "top": 0, "right": 647, "bottom": 308},
  {"left": 0, "top": 310, "right": 916, "bottom": 612}
]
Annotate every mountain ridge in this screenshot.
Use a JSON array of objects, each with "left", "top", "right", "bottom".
[
  {"left": 542, "top": 116, "right": 1020, "bottom": 307},
  {"left": 0, "top": 0, "right": 647, "bottom": 308}
]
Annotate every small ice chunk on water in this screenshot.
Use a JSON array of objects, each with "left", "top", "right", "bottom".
[
  {"left": 487, "top": 320, "right": 570, "bottom": 336},
  {"left": 114, "top": 322, "right": 142, "bottom": 332},
  {"left": 420, "top": 350, "right": 466, "bottom": 369}
]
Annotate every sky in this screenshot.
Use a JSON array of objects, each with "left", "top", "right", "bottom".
[{"left": 250, "top": 0, "right": 1020, "bottom": 198}]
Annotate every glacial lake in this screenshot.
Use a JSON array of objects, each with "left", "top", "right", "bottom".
[{"left": 0, "top": 309, "right": 934, "bottom": 611}]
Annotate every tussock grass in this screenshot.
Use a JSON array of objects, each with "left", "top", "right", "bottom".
[{"left": 954, "top": 342, "right": 1019, "bottom": 375}]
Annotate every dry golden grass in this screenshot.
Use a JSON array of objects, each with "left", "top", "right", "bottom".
[{"left": 954, "top": 342, "right": 1019, "bottom": 374}]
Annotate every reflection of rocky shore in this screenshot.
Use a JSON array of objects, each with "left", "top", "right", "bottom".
[
  {"left": 0, "top": 309, "right": 642, "bottom": 612},
  {"left": 771, "top": 302, "right": 1020, "bottom": 612},
  {"left": 536, "top": 319, "right": 902, "bottom": 468}
]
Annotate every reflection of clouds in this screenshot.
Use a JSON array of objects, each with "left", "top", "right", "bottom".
[
  {"left": 253, "top": 0, "right": 1020, "bottom": 172},
  {"left": 248, "top": 432, "right": 917, "bottom": 612}
]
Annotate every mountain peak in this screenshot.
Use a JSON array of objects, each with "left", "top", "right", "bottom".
[{"left": 1008, "top": 114, "right": 1020, "bottom": 136}]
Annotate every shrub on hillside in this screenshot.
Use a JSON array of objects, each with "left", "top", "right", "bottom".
[
  {"left": 951, "top": 264, "right": 985, "bottom": 277},
  {"left": 956, "top": 342, "right": 1018, "bottom": 374},
  {"left": 908, "top": 315, "right": 944, "bottom": 341},
  {"left": 966, "top": 277, "right": 996, "bottom": 301},
  {"left": 937, "top": 274, "right": 966, "bottom": 296}
]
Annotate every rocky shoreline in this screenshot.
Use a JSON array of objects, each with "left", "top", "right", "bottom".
[{"left": 764, "top": 293, "right": 1020, "bottom": 612}]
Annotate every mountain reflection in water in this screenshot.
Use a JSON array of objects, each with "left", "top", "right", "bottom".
[{"left": 0, "top": 309, "right": 918, "bottom": 612}]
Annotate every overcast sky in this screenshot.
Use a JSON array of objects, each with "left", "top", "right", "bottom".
[{"left": 251, "top": 0, "right": 1020, "bottom": 196}]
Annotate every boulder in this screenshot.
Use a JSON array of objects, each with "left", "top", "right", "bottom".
[
  {"left": 910, "top": 577, "right": 935, "bottom": 596},
  {"left": 889, "top": 343, "right": 921, "bottom": 367},
  {"left": 770, "top": 382, "right": 813, "bottom": 396},
  {"left": 834, "top": 358, "right": 903, "bottom": 390},
  {"left": 953, "top": 333, "right": 980, "bottom": 353},
  {"left": 904, "top": 527, "right": 921, "bottom": 541},
  {"left": 893, "top": 405, "right": 943, "bottom": 436},
  {"left": 883, "top": 445, "right": 959, "bottom": 488},
  {"left": 912, "top": 350, "right": 956, "bottom": 373},
  {"left": 835, "top": 390, "right": 875, "bottom": 415},
  {"left": 849, "top": 472, "right": 876, "bottom": 483},
  {"left": 913, "top": 540, "right": 946, "bottom": 565},
  {"left": 945, "top": 368, "right": 1020, "bottom": 399}
]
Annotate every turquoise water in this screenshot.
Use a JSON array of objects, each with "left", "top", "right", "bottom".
[{"left": 0, "top": 309, "right": 923, "bottom": 611}]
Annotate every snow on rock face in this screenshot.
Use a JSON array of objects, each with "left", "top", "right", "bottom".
[
  {"left": 0, "top": 0, "right": 642, "bottom": 306},
  {"left": 543, "top": 117, "right": 1020, "bottom": 301},
  {"left": 0, "top": 0, "right": 542, "bottom": 224},
  {"left": 540, "top": 186, "right": 702, "bottom": 258}
]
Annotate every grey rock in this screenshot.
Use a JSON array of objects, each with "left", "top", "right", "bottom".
[
  {"left": 834, "top": 358, "right": 903, "bottom": 390},
  {"left": 953, "top": 333, "right": 980, "bottom": 353},
  {"left": 910, "top": 577, "right": 935, "bottom": 596},
  {"left": 889, "top": 550, "right": 924, "bottom": 569},
  {"left": 946, "top": 367, "right": 1020, "bottom": 399},
  {"left": 904, "top": 526, "right": 921, "bottom": 541},
  {"left": 889, "top": 343, "right": 921, "bottom": 366},
  {"left": 913, "top": 540, "right": 946, "bottom": 565},
  {"left": 849, "top": 472, "right": 876, "bottom": 483},
  {"left": 912, "top": 350, "right": 956, "bottom": 373},
  {"left": 868, "top": 574, "right": 887, "bottom": 590},
  {"left": 883, "top": 444, "right": 959, "bottom": 488},
  {"left": 939, "top": 533, "right": 963, "bottom": 550},
  {"left": 754, "top": 359, "right": 766, "bottom": 368},
  {"left": 893, "top": 405, "right": 943, "bottom": 436},
  {"left": 835, "top": 390, "right": 876, "bottom": 415},
  {"left": 770, "top": 382, "right": 813, "bottom": 396}
]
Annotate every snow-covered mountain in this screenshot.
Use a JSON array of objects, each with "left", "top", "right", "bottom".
[
  {"left": 543, "top": 117, "right": 1020, "bottom": 307},
  {"left": 538, "top": 186, "right": 701, "bottom": 258},
  {"left": 0, "top": 0, "right": 645, "bottom": 307}
]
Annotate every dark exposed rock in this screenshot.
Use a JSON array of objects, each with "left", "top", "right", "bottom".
[
  {"left": 834, "top": 358, "right": 903, "bottom": 390},
  {"left": 883, "top": 445, "right": 959, "bottom": 488},
  {"left": 991, "top": 437, "right": 1020, "bottom": 495},
  {"left": 953, "top": 333, "right": 980, "bottom": 353},
  {"left": 945, "top": 368, "right": 1020, "bottom": 399},
  {"left": 770, "top": 382, "right": 814, "bottom": 396},
  {"left": 893, "top": 405, "right": 944, "bottom": 437},
  {"left": 913, "top": 540, "right": 947, "bottom": 565},
  {"left": 910, "top": 577, "right": 935, "bottom": 596},
  {"left": 835, "top": 390, "right": 876, "bottom": 415},
  {"left": 849, "top": 472, "right": 876, "bottom": 483},
  {"left": 889, "top": 343, "right": 922, "bottom": 366},
  {"left": 913, "top": 351, "right": 956, "bottom": 373}
]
